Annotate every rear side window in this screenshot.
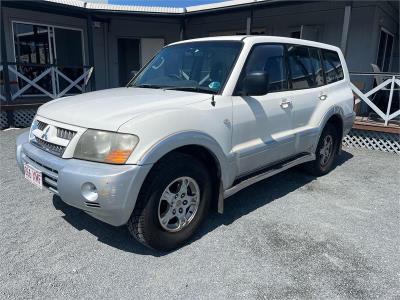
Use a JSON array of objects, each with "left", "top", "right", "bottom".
[
  {"left": 308, "top": 48, "right": 324, "bottom": 86},
  {"left": 236, "top": 44, "right": 288, "bottom": 93},
  {"left": 322, "top": 50, "right": 344, "bottom": 84},
  {"left": 287, "top": 45, "right": 316, "bottom": 89}
]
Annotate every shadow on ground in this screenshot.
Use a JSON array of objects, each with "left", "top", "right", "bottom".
[{"left": 52, "top": 151, "right": 353, "bottom": 256}]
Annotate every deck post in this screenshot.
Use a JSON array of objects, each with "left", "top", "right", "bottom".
[
  {"left": 340, "top": 4, "right": 352, "bottom": 55},
  {"left": 384, "top": 76, "right": 395, "bottom": 126},
  {"left": 246, "top": 9, "right": 253, "bottom": 35},
  {"left": 0, "top": 4, "right": 14, "bottom": 127},
  {"left": 180, "top": 17, "right": 186, "bottom": 40}
]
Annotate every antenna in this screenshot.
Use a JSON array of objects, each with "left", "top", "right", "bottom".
[{"left": 211, "top": 95, "right": 216, "bottom": 107}]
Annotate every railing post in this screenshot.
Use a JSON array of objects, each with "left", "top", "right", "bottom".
[
  {"left": 384, "top": 75, "right": 395, "bottom": 126},
  {"left": 0, "top": 6, "right": 14, "bottom": 127},
  {"left": 51, "top": 66, "right": 57, "bottom": 98}
]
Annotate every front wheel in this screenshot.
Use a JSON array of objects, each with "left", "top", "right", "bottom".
[
  {"left": 305, "top": 123, "right": 339, "bottom": 176},
  {"left": 127, "top": 153, "right": 211, "bottom": 251}
]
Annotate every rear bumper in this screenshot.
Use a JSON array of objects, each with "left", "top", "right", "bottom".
[
  {"left": 343, "top": 112, "right": 356, "bottom": 136},
  {"left": 16, "top": 131, "right": 152, "bottom": 226}
]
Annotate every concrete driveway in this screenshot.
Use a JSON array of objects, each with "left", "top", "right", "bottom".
[{"left": 1, "top": 129, "right": 399, "bottom": 299}]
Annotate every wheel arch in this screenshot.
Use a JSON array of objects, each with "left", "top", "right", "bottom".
[
  {"left": 316, "top": 106, "right": 345, "bottom": 154},
  {"left": 137, "top": 131, "right": 233, "bottom": 190}
]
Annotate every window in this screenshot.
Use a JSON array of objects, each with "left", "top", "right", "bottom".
[
  {"left": 308, "top": 47, "right": 324, "bottom": 86},
  {"left": 12, "top": 21, "right": 85, "bottom": 95},
  {"left": 236, "top": 44, "right": 288, "bottom": 94},
  {"left": 131, "top": 41, "right": 242, "bottom": 94},
  {"left": 287, "top": 45, "right": 315, "bottom": 89},
  {"left": 376, "top": 29, "right": 394, "bottom": 72},
  {"left": 322, "top": 50, "right": 344, "bottom": 84}
]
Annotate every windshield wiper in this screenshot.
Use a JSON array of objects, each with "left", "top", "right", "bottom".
[
  {"left": 133, "top": 84, "right": 164, "bottom": 89},
  {"left": 162, "top": 86, "right": 217, "bottom": 94}
]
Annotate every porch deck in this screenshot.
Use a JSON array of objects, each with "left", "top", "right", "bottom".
[{"left": 353, "top": 116, "right": 400, "bottom": 134}]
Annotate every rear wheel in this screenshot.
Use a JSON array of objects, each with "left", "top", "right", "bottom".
[
  {"left": 305, "top": 123, "right": 339, "bottom": 176},
  {"left": 127, "top": 153, "right": 211, "bottom": 251}
]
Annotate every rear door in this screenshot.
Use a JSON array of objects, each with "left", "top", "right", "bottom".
[
  {"left": 231, "top": 43, "right": 296, "bottom": 176},
  {"left": 286, "top": 45, "right": 326, "bottom": 153}
]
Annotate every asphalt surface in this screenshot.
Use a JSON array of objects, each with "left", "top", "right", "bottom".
[{"left": 1, "top": 128, "right": 399, "bottom": 299}]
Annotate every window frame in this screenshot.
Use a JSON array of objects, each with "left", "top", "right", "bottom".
[
  {"left": 233, "top": 42, "right": 291, "bottom": 96},
  {"left": 11, "top": 20, "right": 86, "bottom": 66},
  {"left": 234, "top": 42, "right": 347, "bottom": 96},
  {"left": 320, "top": 48, "right": 345, "bottom": 85},
  {"left": 129, "top": 40, "right": 244, "bottom": 95},
  {"left": 286, "top": 44, "right": 319, "bottom": 90},
  {"left": 376, "top": 27, "right": 394, "bottom": 72}
]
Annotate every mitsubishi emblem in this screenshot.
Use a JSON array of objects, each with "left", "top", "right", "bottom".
[{"left": 41, "top": 126, "right": 50, "bottom": 141}]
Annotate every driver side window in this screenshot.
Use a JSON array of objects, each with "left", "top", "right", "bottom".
[{"left": 236, "top": 44, "right": 288, "bottom": 94}]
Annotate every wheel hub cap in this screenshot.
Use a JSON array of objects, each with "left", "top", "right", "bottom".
[
  {"left": 158, "top": 177, "right": 200, "bottom": 232},
  {"left": 320, "top": 135, "right": 333, "bottom": 166}
]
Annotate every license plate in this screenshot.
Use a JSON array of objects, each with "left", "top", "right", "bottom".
[{"left": 24, "top": 164, "right": 42, "bottom": 189}]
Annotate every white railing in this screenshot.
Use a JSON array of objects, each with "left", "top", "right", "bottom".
[
  {"left": 350, "top": 72, "right": 400, "bottom": 126},
  {"left": 0, "top": 63, "right": 93, "bottom": 101}
]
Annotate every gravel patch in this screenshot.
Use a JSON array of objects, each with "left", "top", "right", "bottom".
[{"left": 1, "top": 129, "right": 399, "bottom": 299}]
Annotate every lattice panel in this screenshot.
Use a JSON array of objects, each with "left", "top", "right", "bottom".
[
  {"left": 13, "top": 108, "right": 37, "bottom": 128},
  {"left": 343, "top": 129, "right": 400, "bottom": 154},
  {"left": 0, "top": 111, "right": 9, "bottom": 129}
]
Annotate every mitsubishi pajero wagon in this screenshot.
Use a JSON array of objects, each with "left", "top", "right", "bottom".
[{"left": 17, "top": 36, "right": 355, "bottom": 250}]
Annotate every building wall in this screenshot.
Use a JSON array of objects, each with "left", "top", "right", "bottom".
[
  {"left": 185, "top": 1, "right": 398, "bottom": 89},
  {"left": 93, "top": 15, "right": 181, "bottom": 88},
  {"left": 2, "top": 1, "right": 398, "bottom": 93}
]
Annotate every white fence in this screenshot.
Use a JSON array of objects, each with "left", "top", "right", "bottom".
[
  {"left": 350, "top": 72, "right": 399, "bottom": 126},
  {"left": 0, "top": 63, "right": 93, "bottom": 101}
]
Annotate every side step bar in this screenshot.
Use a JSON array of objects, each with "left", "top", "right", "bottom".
[{"left": 220, "top": 153, "right": 315, "bottom": 208}]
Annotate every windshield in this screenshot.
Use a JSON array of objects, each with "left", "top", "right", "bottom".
[{"left": 129, "top": 41, "right": 243, "bottom": 94}]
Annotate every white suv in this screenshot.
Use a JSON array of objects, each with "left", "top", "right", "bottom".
[{"left": 16, "top": 36, "right": 355, "bottom": 250}]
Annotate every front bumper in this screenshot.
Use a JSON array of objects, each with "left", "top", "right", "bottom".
[{"left": 16, "top": 131, "right": 152, "bottom": 226}]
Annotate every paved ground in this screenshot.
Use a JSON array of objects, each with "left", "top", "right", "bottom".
[{"left": 0, "top": 128, "right": 399, "bottom": 299}]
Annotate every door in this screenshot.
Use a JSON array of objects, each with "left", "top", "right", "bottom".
[
  {"left": 232, "top": 44, "right": 296, "bottom": 176},
  {"left": 286, "top": 45, "right": 325, "bottom": 153},
  {"left": 140, "top": 38, "right": 165, "bottom": 66},
  {"left": 118, "top": 38, "right": 140, "bottom": 86}
]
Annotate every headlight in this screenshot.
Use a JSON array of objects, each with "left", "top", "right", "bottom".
[{"left": 74, "top": 130, "right": 139, "bottom": 164}]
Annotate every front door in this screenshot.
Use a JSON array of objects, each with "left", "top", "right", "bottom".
[{"left": 232, "top": 43, "right": 296, "bottom": 176}]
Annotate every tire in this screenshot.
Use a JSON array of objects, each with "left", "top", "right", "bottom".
[
  {"left": 305, "top": 123, "right": 340, "bottom": 176},
  {"left": 127, "top": 152, "right": 212, "bottom": 251}
]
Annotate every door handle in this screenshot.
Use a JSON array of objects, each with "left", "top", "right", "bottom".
[
  {"left": 280, "top": 99, "right": 292, "bottom": 109},
  {"left": 319, "top": 94, "right": 328, "bottom": 101}
]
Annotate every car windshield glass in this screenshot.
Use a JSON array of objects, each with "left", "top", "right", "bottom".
[{"left": 129, "top": 41, "right": 243, "bottom": 94}]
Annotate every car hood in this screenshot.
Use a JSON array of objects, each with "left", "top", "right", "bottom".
[{"left": 37, "top": 87, "right": 211, "bottom": 131}]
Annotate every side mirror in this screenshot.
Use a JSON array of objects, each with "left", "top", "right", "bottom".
[{"left": 242, "top": 72, "right": 269, "bottom": 96}]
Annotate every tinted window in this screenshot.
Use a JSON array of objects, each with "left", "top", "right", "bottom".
[
  {"left": 236, "top": 44, "right": 288, "bottom": 94},
  {"left": 322, "top": 50, "right": 344, "bottom": 84},
  {"left": 287, "top": 45, "right": 315, "bottom": 89},
  {"left": 308, "top": 47, "right": 324, "bottom": 86}
]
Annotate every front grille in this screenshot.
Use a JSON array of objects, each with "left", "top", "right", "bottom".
[
  {"left": 57, "top": 127, "right": 76, "bottom": 140},
  {"left": 37, "top": 120, "right": 47, "bottom": 130},
  {"left": 31, "top": 138, "right": 66, "bottom": 157}
]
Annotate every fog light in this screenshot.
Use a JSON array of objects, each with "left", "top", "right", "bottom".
[{"left": 81, "top": 182, "right": 98, "bottom": 202}]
